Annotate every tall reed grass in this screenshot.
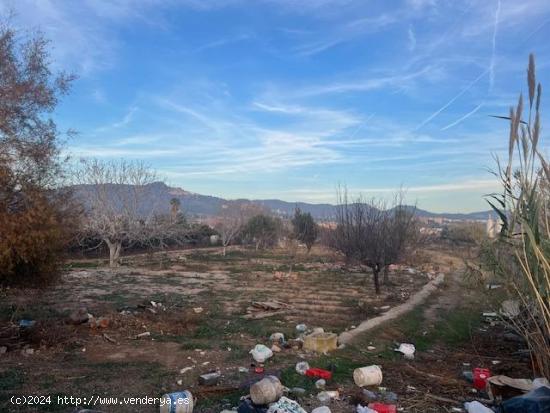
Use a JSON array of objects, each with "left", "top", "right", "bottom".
[{"left": 484, "top": 54, "right": 550, "bottom": 377}]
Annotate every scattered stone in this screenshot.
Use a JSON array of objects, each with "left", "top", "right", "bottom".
[
  {"left": 69, "top": 308, "right": 89, "bottom": 325},
  {"left": 0, "top": 346, "right": 7, "bottom": 354},
  {"left": 198, "top": 371, "right": 220, "bottom": 386},
  {"left": 238, "top": 367, "right": 249, "bottom": 373},
  {"left": 289, "top": 387, "right": 306, "bottom": 396},
  {"left": 317, "top": 391, "right": 339, "bottom": 403},
  {"left": 180, "top": 367, "right": 193, "bottom": 374},
  {"left": 312, "top": 407, "right": 331, "bottom": 413},
  {"left": 176, "top": 379, "right": 183, "bottom": 385},
  {"left": 296, "top": 323, "right": 307, "bottom": 333},
  {"left": 271, "top": 344, "right": 282, "bottom": 353},
  {"left": 315, "top": 379, "right": 326, "bottom": 389},
  {"left": 193, "top": 307, "right": 204, "bottom": 314},
  {"left": 136, "top": 331, "right": 151, "bottom": 339},
  {"left": 367, "top": 346, "right": 376, "bottom": 351}
]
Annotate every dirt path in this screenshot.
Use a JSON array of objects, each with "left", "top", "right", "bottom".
[{"left": 338, "top": 273, "right": 446, "bottom": 344}]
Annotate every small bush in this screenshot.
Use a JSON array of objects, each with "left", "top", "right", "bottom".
[{"left": 0, "top": 192, "right": 70, "bottom": 286}]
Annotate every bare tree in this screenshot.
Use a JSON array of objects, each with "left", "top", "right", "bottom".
[
  {"left": 332, "top": 188, "right": 417, "bottom": 294},
  {"left": 73, "top": 158, "right": 167, "bottom": 267},
  {"left": 215, "top": 203, "right": 245, "bottom": 256}
]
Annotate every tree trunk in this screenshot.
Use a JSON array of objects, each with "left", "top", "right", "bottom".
[
  {"left": 373, "top": 266, "right": 381, "bottom": 295},
  {"left": 222, "top": 245, "right": 226, "bottom": 256},
  {"left": 106, "top": 240, "right": 122, "bottom": 268},
  {"left": 383, "top": 266, "right": 389, "bottom": 285}
]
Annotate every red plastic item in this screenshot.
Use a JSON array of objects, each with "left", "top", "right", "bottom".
[
  {"left": 305, "top": 368, "right": 332, "bottom": 380},
  {"left": 254, "top": 366, "right": 264, "bottom": 374},
  {"left": 367, "top": 403, "right": 397, "bottom": 413},
  {"left": 473, "top": 367, "right": 491, "bottom": 391}
]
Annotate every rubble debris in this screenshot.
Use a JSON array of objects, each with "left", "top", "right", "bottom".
[
  {"left": 267, "top": 396, "right": 307, "bottom": 413},
  {"left": 135, "top": 331, "right": 151, "bottom": 339},
  {"left": 68, "top": 308, "right": 90, "bottom": 325},
  {"left": 271, "top": 344, "right": 282, "bottom": 353},
  {"left": 295, "top": 324, "right": 307, "bottom": 333},
  {"left": 289, "top": 388, "right": 306, "bottom": 396},
  {"left": 395, "top": 343, "right": 415, "bottom": 359},
  {"left": 250, "top": 344, "right": 273, "bottom": 363},
  {"left": 89, "top": 316, "right": 109, "bottom": 329},
  {"left": 180, "top": 367, "right": 194, "bottom": 374},
  {"left": 102, "top": 333, "right": 117, "bottom": 344},
  {"left": 193, "top": 307, "right": 204, "bottom": 314},
  {"left": 250, "top": 376, "right": 284, "bottom": 405},
  {"left": 295, "top": 361, "right": 310, "bottom": 375},
  {"left": 500, "top": 299, "right": 520, "bottom": 318},
  {"left": 303, "top": 332, "right": 337, "bottom": 353},
  {"left": 317, "top": 391, "right": 339, "bottom": 403},
  {"left": 315, "top": 379, "right": 326, "bottom": 389},
  {"left": 199, "top": 371, "right": 221, "bottom": 386},
  {"left": 354, "top": 366, "right": 383, "bottom": 387},
  {"left": 0, "top": 346, "right": 7, "bottom": 354},
  {"left": 269, "top": 333, "right": 285, "bottom": 343},
  {"left": 244, "top": 301, "right": 291, "bottom": 320},
  {"left": 356, "top": 405, "right": 377, "bottom": 413}
]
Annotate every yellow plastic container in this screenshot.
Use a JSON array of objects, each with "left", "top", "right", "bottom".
[{"left": 303, "top": 332, "right": 338, "bottom": 353}]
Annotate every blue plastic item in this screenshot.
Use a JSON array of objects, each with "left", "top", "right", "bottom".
[
  {"left": 19, "top": 319, "right": 36, "bottom": 328},
  {"left": 502, "top": 386, "right": 550, "bottom": 413}
]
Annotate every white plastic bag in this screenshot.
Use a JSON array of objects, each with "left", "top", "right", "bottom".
[{"left": 250, "top": 344, "right": 273, "bottom": 363}]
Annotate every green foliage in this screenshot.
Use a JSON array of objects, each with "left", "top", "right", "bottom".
[
  {"left": 0, "top": 26, "right": 75, "bottom": 286},
  {"left": 291, "top": 208, "right": 318, "bottom": 251},
  {"left": 441, "top": 222, "right": 486, "bottom": 246},
  {"left": 243, "top": 214, "right": 281, "bottom": 250}
]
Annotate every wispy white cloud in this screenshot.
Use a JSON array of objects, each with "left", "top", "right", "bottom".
[
  {"left": 441, "top": 103, "right": 484, "bottom": 131},
  {"left": 415, "top": 69, "right": 489, "bottom": 130},
  {"left": 194, "top": 33, "right": 253, "bottom": 52},
  {"left": 408, "top": 25, "right": 416, "bottom": 52},
  {"left": 489, "top": 0, "right": 501, "bottom": 91}
]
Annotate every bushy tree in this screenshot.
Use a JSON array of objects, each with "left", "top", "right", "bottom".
[
  {"left": 244, "top": 214, "right": 280, "bottom": 250},
  {"left": 0, "top": 25, "right": 75, "bottom": 286},
  {"left": 291, "top": 208, "right": 318, "bottom": 252}
]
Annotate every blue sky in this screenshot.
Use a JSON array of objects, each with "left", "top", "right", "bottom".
[{"left": 5, "top": 0, "right": 550, "bottom": 212}]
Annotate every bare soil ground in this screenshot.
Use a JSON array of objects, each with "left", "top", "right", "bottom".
[{"left": 0, "top": 245, "right": 531, "bottom": 412}]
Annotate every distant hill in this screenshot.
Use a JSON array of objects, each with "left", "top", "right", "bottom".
[{"left": 70, "top": 182, "right": 491, "bottom": 221}]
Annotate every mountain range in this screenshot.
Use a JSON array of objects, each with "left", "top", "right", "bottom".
[{"left": 72, "top": 182, "right": 492, "bottom": 221}]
